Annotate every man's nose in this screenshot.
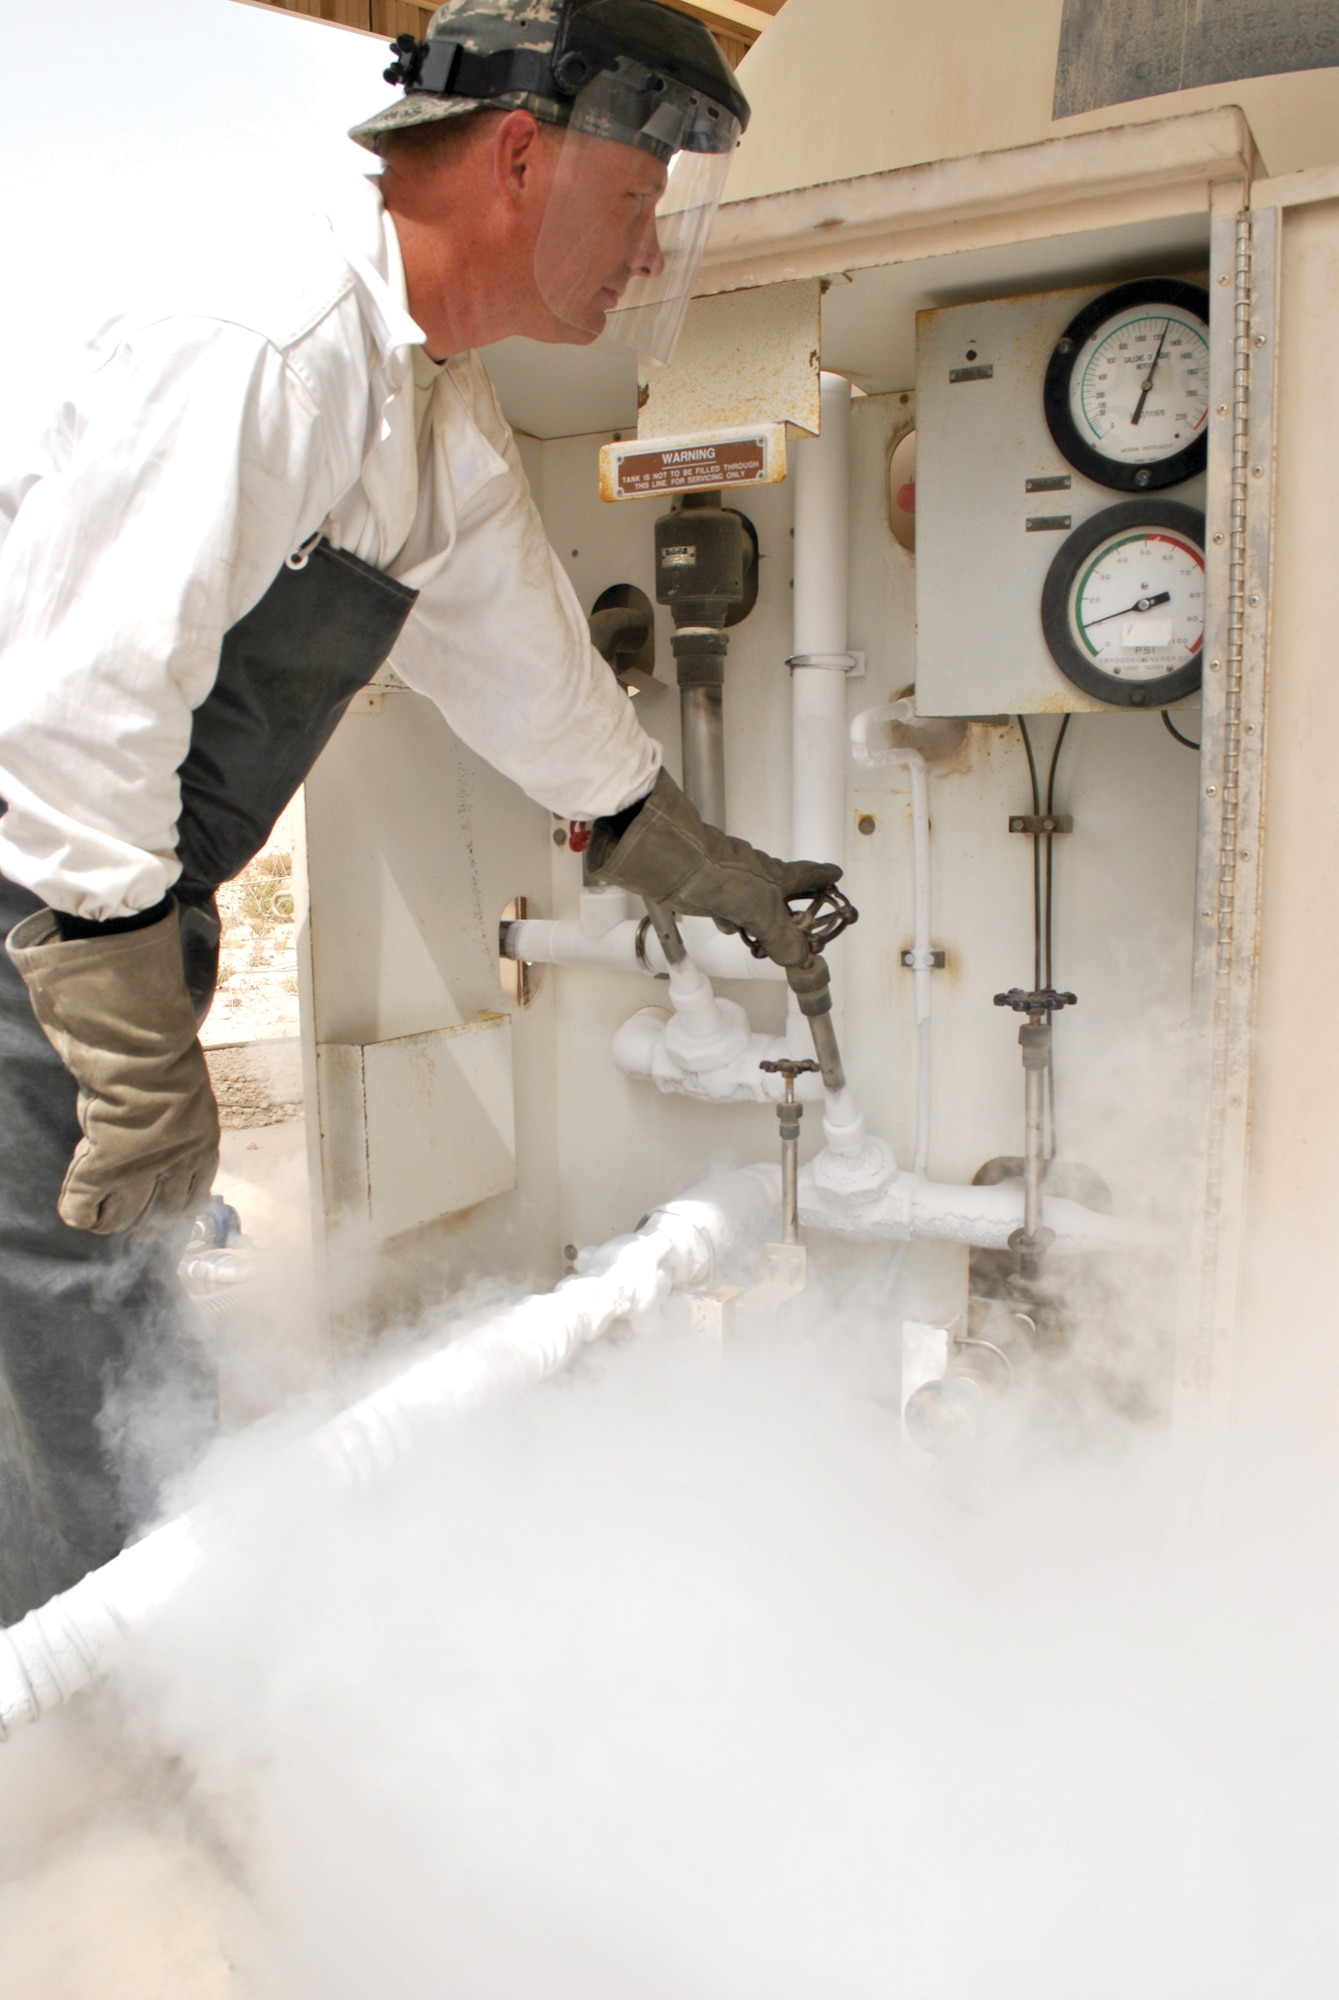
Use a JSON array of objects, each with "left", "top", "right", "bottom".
[{"left": 630, "top": 210, "right": 665, "bottom": 281}]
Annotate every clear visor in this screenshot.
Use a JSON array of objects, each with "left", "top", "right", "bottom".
[{"left": 533, "top": 63, "right": 738, "bottom": 369}]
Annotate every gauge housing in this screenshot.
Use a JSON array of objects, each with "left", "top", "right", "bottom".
[
  {"left": 1039, "top": 499, "right": 1206, "bottom": 708},
  {"left": 1043, "top": 278, "right": 1210, "bottom": 493}
]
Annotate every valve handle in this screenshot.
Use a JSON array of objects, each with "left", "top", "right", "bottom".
[
  {"left": 992, "top": 987, "right": 1078, "bottom": 1015},
  {"left": 737, "top": 885, "right": 859, "bottom": 962}
]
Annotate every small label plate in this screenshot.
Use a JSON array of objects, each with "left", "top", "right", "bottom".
[{"left": 600, "top": 423, "right": 787, "bottom": 502}]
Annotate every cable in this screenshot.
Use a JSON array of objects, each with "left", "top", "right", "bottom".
[
  {"left": 1045, "top": 713, "right": 1070, "bottom": 815},
  {"left": 1161, "top": 709, "right": 1200, "bottom": 751},
  {"left": 1043, "top": 715, "right": 1070, "bottom": 1160},
  {"left": 1016, "top": 716, "right": 1072, "bottom": 1164},
  {"left": 1016, "top": 717, "right": 1042, "bottom": 990},
  {"left": 1043, "top": 714, "right": 1069, "bottom": 990}
]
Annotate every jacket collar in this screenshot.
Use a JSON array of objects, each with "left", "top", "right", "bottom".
[{"left": 326, "top": 174, "right": 425, "bottom": 362}]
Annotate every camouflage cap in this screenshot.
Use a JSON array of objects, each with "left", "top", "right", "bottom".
[{"left": 349, "top": 1, "right": 569, "bottom": 155}]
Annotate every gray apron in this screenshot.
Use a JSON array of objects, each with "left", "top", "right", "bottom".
[{"left": 0, "top": 540, "right": 417, "bottom": 1621}]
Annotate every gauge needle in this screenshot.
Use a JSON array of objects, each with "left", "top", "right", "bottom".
[
  {"left": 1085, "top": 590, "right": 1171, "bottom": 628},
  {"left": 1130, "top": 319, "right": 1171, "bottom": 427}
]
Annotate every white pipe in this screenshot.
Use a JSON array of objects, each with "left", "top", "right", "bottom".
[
  {"left": 0, "top": 1168, "right": 776, "bottom": 1743},
  {"left": 613, "top": 1003, "right": 825, "bottom": 1104},
  {"left": 791, "top": 371, "right": 855, "bottom": 869},
  {"left": 658, "top": 956, "right": 753, "bottom": 1073},
  {"left": 852, "top": 703, "right": 933, "bottom": 1177},
  {"left": 504, "top": 910, "right": 786, "bottom": 984},
  {"left": 798, "top": 1165, "right": 1144, "bottom": 1253}
]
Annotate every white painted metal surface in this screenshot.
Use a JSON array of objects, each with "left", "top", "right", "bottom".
[{"left": 915, "top": 281, "right": 1207, "bottom": 715}]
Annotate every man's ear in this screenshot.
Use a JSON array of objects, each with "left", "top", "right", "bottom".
[{"left": 491, "top": 109, "right": 550, "bottom": 208}]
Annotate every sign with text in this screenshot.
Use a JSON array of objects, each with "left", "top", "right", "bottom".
[{"left": 599, "top": 424, "right": 787, "bottom": 503}]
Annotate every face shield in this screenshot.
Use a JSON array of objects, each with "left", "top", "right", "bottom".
[{"left": 533, "top": 54, "right": 741, "bottom": 367}]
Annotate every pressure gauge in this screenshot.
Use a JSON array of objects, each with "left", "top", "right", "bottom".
[
  {"left": 1043, "top": 279, "right": 1210, "bottom": 491},
  {"left": 1039, "top": 500, "right": 1205, "bottom": 708}
]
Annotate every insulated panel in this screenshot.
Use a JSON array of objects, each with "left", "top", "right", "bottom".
[{"left": 317, "top": 1016, "right": 517, "bottom": 1240}]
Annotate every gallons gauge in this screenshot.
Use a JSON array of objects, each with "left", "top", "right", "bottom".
[
  {"left": 1043, "top": 278, "right": 1210, "bottom": 491},
  {"left": 1040, "top": 500, "right": 1205, "bottom": 708}
]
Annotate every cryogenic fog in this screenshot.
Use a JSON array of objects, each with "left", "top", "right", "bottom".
[{"left": 6, "top": 1283, "right": 1337, "bottom": 1999}]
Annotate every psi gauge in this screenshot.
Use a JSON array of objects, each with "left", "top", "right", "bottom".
[
  {"left": 1044, "top": 278, "right": 1210, "bottom": 491},
  {"left": 1040, "top": 500, "right": 1205, "bottom": 708}
]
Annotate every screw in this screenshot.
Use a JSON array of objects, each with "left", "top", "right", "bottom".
[
  {"left": 563, "top": 1243, "right": 578, "bottom": 1262},
  {"left": 1249, "top": 593, "right": 1261, "bottom": 606},
  {"left": 1245, "top": 722, "right": 1255, "bottom": 733},
  {"left": 857, "top": 814, "right": 877, "bottom": 835},
  {"left": 1218, "top": 273, "right": 1230, "bottom": 284},
  {"left": 1210, "top": 659, "right": 1222, "bottom": 671},
  {"left": 1212, "top": 532, "right": 1224, "bottom": 544},
  {"left": 1217, "top": 403, "right": 1228, "bottom": 415},
  {"left": 553, "top": 827, "right": 568, "bottom": 847},
  {"left": 1206, "top": 785, "right": 1217, "bottom": 796},
  {"left": 1254, "top": 332, "right": 1268, "bottom": 346},
  {"left": 1251, "top": 465, "right": 1264, "bottom": 478}
]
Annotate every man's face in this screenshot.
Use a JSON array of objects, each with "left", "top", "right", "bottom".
[{"left": 533, "top": 129, "right": 669, "bottom": 343}]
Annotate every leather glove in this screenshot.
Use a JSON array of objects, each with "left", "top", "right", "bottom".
[
  {"left": 585, "top": 768, "right": 841, "bottom": 970},
  {"left": 6, "top": 902, "right": 219, "bottom": 1236}
]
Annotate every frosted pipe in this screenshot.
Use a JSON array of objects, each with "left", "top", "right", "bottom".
[
  {"left": 503, "top": 912, "right": 786, "bottom": 983},
  {"left": 0, "top": 1168, "right": 777, "bottom": 1744},
  {"left": 798, "top": 1166, "right": 1143, "bottom": 1254}
]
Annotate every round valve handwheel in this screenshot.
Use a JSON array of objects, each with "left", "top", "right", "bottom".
[{"left": 738, "top": 886, "right": 859, "bottom": 960}]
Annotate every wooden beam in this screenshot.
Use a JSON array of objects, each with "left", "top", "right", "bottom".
[{"left": 233, "top": 0, "right": 785, "bottom": 57}]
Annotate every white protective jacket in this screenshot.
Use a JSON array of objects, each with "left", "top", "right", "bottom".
[{"left": 0, "top": 178, "right": 659, "bottom": 922}]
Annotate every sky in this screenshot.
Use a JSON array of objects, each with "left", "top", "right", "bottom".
[{"left": 0, "top": 0, "right": 387, "bottom": 457}]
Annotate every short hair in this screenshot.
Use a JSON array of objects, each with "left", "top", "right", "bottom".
[{"left": 376, "top": 107, "right": 502, "bottom": 171}]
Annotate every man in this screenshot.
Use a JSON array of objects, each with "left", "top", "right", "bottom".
[{"left": 0, "top": 0, "right": 838, "bottom": 1621}]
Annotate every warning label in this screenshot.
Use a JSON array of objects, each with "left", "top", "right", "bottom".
[
  {"left": 614, "top": 437, "right": 768, "bottom": 497},
  {"left": 599, "top": 423, "right": 787, "bottom": 503}
]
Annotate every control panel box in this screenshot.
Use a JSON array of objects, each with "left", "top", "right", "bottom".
[{"left": 915, "top": 282, "right": 1208, "bottom": 716}]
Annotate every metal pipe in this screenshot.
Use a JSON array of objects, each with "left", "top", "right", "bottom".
[
  {"left": 1023, "top": 1047, "right": 1046, "bottom": 1241},
  {"left": 679, "top": 684, "right": 726, "bottom": 828},
  {"left": 760, "top": 1060, "right": 819, "bottom": 1244},
  {"left": 805, "top": 1007, "right": 846, "bottom": 1094},
  {"left": 1012, "top": 1016, "right": 1055, "bottom": 1277},
  {"left": 780, "top": 1124, "right": 799, "bottom": 1243},
  {"left": 642, "top": 898, "right": 687, "bottom": 968}
]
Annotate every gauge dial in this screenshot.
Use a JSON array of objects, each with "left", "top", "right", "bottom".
[
  {"left": 1043, "top": 279, "right": 1210, "bottom": 492},
  {"left": 1040, "top": 500, "right": 1206, "bottom": 708}
]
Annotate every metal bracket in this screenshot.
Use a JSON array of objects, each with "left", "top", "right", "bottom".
[
  {"left": 1008, "top": 813, "right": 1073, "bottom": 834},
  {"left": 901, "top": 947, "right": 946, "bottom": 969}
]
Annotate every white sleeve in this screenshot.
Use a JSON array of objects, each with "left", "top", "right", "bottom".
[
  {"left": 390, "top": 360, "right": 660, "bottom": 823},
  {"left": 0, "top": 318, "right": 334, "bottom": 921}
]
